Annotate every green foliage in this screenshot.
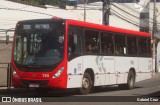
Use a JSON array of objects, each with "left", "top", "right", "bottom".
[
  {"left": 45, "top": 0, "right": 59, "bottom": 6},
  {"left": 9, "top": 0, "right": 59, "bottom": 6}
]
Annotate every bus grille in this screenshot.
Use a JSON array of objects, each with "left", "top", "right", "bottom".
[{"left": 21, "top": 80, "right": 49, "bottom": 87}]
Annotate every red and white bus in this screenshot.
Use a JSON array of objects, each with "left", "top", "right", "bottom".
[{"left": 11, "top": 18, "right": 152, "bottom": 94}]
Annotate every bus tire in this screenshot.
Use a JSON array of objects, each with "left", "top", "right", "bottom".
[
  {"left": 127, "top": 71, "right": 135, "bottom": 89},
  {"left": 79, "top": 72, "right": 93, "bottom": 95},
  {"left": 119, "top": 71, "right": 135, "bottom": 90}
]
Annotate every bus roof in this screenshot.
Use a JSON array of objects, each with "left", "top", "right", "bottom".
[
  {"left": 17, "top": 19, "right": 65, "bottom": 24},
  {"left": 66, "top": 19, "right": 151, "bottom": 38},
  {"left": 17, "top": 18, "right": 151, "bottom": 38}
]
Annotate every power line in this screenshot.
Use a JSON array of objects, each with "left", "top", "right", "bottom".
[
  {"left": 111, "top": 10, "right": 153, "bottom": 32},
  {"left": 112, "top": 4, "right": 140, "bottom": 20},
  {"left": 118, "top": 3, "right": 139, "bottom": 14},
  {"left": 0, "top": 7, "right": 53, "bottom": 16},
  {"left": 117, "top": 2, "right": 160, "bottom": 23},
  {"left": 114, "top": 3, "right": 160, "bottom": 24},
  {"left": 111, "top": 9, "right": 140, "bottom": 27},
  {"left": 0, "top": 1, "right": 159, "bottom": 31},
  {"left": 110, "top": 2, "right": 157, "bottom": 27},
  {"left": 137, "top": 2, "right": 155, "bottom": 10},
  {"left": 77, "top": 2, "right": 160, "bottom": 27},
  {"left": 110, "top": 6, "right": 153, "bottom": 32},
  {"left": 0, "top": 4, "right": 30, "bottom": 10},
  {"left": 113, "top": 3, "right": 160, "bottom": 25},
  {"left": 76, "top": 5, "right": 101, "bottom": 10}
]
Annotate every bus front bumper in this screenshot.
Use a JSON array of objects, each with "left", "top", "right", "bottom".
[{"left": 12, "top": 76, "right": 67, "bottom": 89}]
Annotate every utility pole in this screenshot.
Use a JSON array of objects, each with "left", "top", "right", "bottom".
[
  {"left": 101, "top": 0, "right": 110, "bottom": 25},
  {"left": 84, "top": 0, "right": 88, "bottom": 21},
  {"left": 152, "top": 0, "right": 158, "bottom": 73}
]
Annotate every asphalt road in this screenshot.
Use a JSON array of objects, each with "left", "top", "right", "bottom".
[{"left": 0, "top": 74, "right": 160, "bottom": 105}]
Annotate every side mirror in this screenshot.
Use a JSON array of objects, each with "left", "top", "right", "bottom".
[{"left": 6, "top": 35, "right": 9, "bottom": 44}]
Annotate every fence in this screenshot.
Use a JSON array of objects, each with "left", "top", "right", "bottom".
[
  {"left": 0, "top": 63, "right": 12, "bottom": 90},
  {"left": 0, "top": 36, "right": 13, "bottom": 43}
]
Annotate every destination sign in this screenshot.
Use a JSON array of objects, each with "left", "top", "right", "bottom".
[
  {"left": 22, "top": 24, "right": 50, "bottom": 30},
  {"left": 35, "top": 24, "right": 50, "bottom": 30},
  {"left": 16, "top": 21, "right": 64, "bottom": 33},
  {"left": 23, "top": 24, "right": 31, "bottom": 30}
]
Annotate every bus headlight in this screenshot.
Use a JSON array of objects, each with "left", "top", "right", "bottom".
[
  {"left": 52, "top": 67, "right": 64, "bottom": 78},
  {"left": 12, "top": 67, "right": 19, "bottom": 77}
]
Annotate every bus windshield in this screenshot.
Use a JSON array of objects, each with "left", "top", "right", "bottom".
[{"left": 13, "top": 21, "right": 65, "bottom": 66}]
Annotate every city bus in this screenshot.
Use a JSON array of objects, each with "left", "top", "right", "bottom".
[{"left": 11, "top": 18, "right": 152, "bottom": 95}]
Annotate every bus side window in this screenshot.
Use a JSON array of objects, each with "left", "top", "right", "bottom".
[
  {"left": 127, "top": 36, "right": 137, "bottom": 56},
  {"left": 148, "top": 38, "right": 151, "bottom": 57},
  {"left": 69, "top": 33, "right": 76, "bottom": 55},
  {"left": 85, "top": 29, "right": 100, "bottom": 54},
  {"left": 100, "top": 32, "right": 114, "bottom": 55},
  {"left": 115, "top": 34, "right": 126, "bottom": 55},
  {"left": 138, "top": 37, "right": 148, "bottom": 57},
  {"left": 68, "top": 26, "right": 83, "bottom": 58}
]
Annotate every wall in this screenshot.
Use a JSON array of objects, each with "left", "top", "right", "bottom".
[{"left": 0, "top": 43, "right": 12, "bottom": 86}]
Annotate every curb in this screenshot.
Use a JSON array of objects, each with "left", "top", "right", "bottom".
[
  {"left": 153, "top": 73, "right": 160, "bottom": 79},
  {"left": 0, "top": 86, "right": 14, "bottom": 90}
]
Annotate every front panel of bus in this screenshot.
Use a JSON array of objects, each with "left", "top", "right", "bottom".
[{"left": 11, "top": 19, "right": 68, "bottom": 89}]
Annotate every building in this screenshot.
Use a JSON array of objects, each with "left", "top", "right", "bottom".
[{"left": 0, "top": 0, "right": 160, "bottom": 71}]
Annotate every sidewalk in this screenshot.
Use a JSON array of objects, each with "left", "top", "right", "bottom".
[
  {"left": 153, "top": 72, "right": 160, "bottom": 79},
  {"left": 0, "top": 86, "right": 13, "bottom": 90}
]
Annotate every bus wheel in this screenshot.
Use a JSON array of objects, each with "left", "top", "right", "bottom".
[
  {"left": 118, "top": 71, "right": 135, "bottom": 90},
  {"left": 79, "top": 72, "right": 93, "bottom": 95},
  {"left": 127, "top": 71, "right": 135, "bottom": 89}
]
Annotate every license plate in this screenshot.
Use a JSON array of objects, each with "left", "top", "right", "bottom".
[{"left": 29, "top": 83, "right": 39, "bottom": 88}]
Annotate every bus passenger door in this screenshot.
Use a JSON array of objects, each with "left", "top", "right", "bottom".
[
  {"left": 67, "top": 26, "right": 83, "bottom": 88},
  {"left": 137, "top": 38, "right": 152, "bottom": 81}
]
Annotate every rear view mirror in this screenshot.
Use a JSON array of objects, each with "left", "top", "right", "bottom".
[{"left": 6, "top": 35, "right": 9, "bottom": 44}]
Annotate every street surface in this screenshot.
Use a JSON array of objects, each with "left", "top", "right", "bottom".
[{"left": 0, "top": 73, "right": 160, "bottom": 105}]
